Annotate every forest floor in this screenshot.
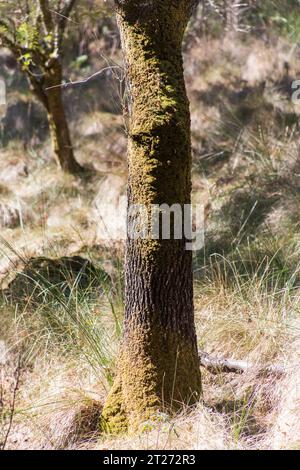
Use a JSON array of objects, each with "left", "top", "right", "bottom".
[{"left": 1, "top": 17, "right": 300, "bottom": 450}]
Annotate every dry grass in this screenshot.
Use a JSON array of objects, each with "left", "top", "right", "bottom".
[
  {"left": 98, "top": 405, "right": 232, "bottom": 451},
  {"left": 1, "top": 242, "right": 299, "bottom": 450}
]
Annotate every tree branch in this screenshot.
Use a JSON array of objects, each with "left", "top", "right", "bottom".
[
  {"left": 199, "top": 351, "right": 285, "bottom": 377},
  {"left": 45, "top": 65, "right": 122, "bottom": 90},
  {"left": 58, "top": 0, "right": 77, "bottom": 36},
  {"left": 39, "top": 0, "right": 54, "bottom": 34}
]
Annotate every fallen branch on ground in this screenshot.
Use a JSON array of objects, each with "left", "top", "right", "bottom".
[{"left": 199, "top": 351, "right": 285, "bottom": 377}]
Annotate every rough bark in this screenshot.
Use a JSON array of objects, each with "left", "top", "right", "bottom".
[{"left": 101, "top": 0, "right": 201, "bottom": 434}]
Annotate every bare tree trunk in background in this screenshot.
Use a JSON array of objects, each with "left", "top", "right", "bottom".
[
  {"left": 44, "top": 60, "right": 83, "bottom": 175},
  {"left": 28, "top": 59, "right": 83, "bottom": 175},
  {"left": 0, "top": 1, "right": 83, "bottom": 175},
  {"left": 100, "top": 0, "right": 202, "bottom": 434}
]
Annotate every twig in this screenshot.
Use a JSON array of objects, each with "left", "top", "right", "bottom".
[
  {"left": 48, "top": 8, "right": 79, "bottom": 25},
  {"left": 45, "top": 65, "right": 122, "bottom": 90},
  {"left": 199, "top": 351, "right": 285, "bottom": 377}
]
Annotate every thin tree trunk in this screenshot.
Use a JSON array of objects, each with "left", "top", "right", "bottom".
[
  {"left": 45, "top": 60, "right": 83, "bottom": 174},
  {"left": 101, "top": 0, "right": 201, "bottom": 434}
]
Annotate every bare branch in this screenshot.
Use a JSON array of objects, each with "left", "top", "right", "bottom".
[
  {"left": 199, "top": 351, "right": 285, "bottom": 377},
  {"left": 58, "top": 0, "right": 77, "bottom": 36},
  {"left": 48, "top": 8, "right": 78, "bottom": 27},
  {"left": 61, "top": 0, "right": 77, "bottom": 20},
  {"left": 45, "top": 65, "right": 122, "bottom": 90}
]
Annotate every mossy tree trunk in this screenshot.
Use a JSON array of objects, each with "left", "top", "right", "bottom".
[{"left": 101, "top": 0, "right": 201, "bottom": 434}]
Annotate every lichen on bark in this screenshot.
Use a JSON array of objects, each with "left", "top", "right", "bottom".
[{"left": 101, "top": 0, "right": 202, "bottom": 435}]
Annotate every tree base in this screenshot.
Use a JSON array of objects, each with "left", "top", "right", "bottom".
[
  {"left": 100, "top": 328, "right": 202, "bottom": 435},
  {"left": 100, "top": 380, "right": 129, "bottom": 435}
]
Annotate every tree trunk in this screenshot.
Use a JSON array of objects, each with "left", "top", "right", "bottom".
[
  {"left": 45, "top": 60, "right": 83, "bottom": 175},
  {"left": 101, "top": 0, "right": 201, "bottom": 434}
]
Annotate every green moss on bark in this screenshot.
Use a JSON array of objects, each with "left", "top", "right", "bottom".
[
  {"left": 101, "top": 0, "right": 202, "bottom": 435},
  {"left": 100, "top": 380, "right": 128, "bottom": 435},
  {"left": 101, "top": 325, "right": 201, "bottom": 435}
]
